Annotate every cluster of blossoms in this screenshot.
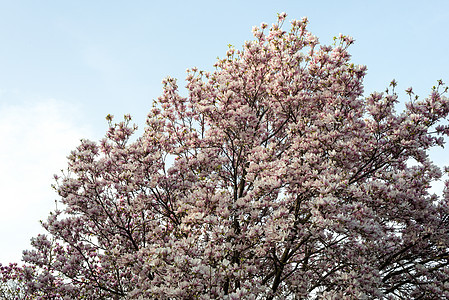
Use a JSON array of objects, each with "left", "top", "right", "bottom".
[{"left": 2, "top": 13, "right": 449, "bottom": 299}]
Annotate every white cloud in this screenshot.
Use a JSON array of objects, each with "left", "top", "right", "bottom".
[{"left": 0, "top": 98, "right": 92, "bottom": 264}]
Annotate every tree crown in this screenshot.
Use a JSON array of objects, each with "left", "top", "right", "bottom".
[{"left": 2, "top": 13, "right": 449, "bottom": 299}]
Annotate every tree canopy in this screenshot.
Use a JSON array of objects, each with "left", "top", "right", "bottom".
[{"left": 2, "top": 13, "right": 449, "bottom": 299}]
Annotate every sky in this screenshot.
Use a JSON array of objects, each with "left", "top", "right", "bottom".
[{"left": 0, "top": 0, "right": 448, "bottom": 264}]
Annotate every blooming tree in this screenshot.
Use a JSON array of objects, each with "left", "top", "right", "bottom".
[{"left": 2, "top": 13, "right": 449, "bottom": 299}]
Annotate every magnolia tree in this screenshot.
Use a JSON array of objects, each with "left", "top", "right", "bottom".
[{"left": 2, "top": 13, "right": 449, "bottom": 299}]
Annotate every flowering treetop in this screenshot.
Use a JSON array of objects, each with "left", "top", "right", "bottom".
[{"left": 2, "top": 12, "right": 449, "bottom": 299}]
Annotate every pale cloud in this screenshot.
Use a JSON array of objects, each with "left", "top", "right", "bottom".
[{"left": 0, "top": 98, "right": 92, "bottom": 264}]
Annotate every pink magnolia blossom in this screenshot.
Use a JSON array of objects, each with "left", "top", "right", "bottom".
[{"left": 2, "top": 13, "right": 449, "bottom": 299}]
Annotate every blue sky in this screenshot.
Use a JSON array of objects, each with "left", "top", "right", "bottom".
[{"left": 0, "top": 1, "right": 448, "bottom": 264}]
